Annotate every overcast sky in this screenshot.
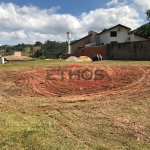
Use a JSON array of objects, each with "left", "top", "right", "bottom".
[{"left": 0, "top": 0, "right": 149, "bottom": 45}]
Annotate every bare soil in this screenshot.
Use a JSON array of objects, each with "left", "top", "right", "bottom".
[
  {"left": 0, "top": 64, "right": 150, "bottom": 149},
  {"left": 0, "top": 65, "right": 150, "bottom": 100}
]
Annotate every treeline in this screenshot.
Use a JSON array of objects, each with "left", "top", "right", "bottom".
[
  {"left": 0, "top": 43, "right": 30, "bottom": 53},
  {"left": 0, "top": 42, "right": 42, "bottom": 54},
  {"left": 0, "top": 40, "right": 68, "bottom": 58},
  {"left": 34, "top": 40, "right": 68, "bottom": 58},
  {"left": 130, "top": 23, "right": 150, "bottom": 38}
]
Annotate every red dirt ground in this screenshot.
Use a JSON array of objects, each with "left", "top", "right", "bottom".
[{"left": 0, "top": 65, "right": 150, "bottom": 100}]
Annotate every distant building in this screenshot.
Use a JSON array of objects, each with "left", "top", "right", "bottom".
[
  {"left": 9, "top": 51, "right": 22, "bottom": 56},
  {"left": 0, "top": 51, "right": 33, "bottom": 63},
  {"left": 96, "top": 24, "right": 149, "bottom": 45},
  {"left": 70, "top": 24, "right": 150, "bottom": 54},
  {"left": 70, "top": 30, "right": 98, "bottom": 53}
]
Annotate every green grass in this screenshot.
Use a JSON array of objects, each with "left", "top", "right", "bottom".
[
  {"left": 22, "top": 46, "right": 41, "bottom": 56},
  {"left": 0, "top": 59, "right": 150, "bottom": 72},
  {"left": 0, "top": 59, "right": 67, "bottom": 72},
  {"left": 0, "top": 95, "right": 149, "bottom": 150}
]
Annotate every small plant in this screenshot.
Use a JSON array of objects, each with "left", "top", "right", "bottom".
[{"left": 39, "top": 56, "right": 46, "bottom": 60}]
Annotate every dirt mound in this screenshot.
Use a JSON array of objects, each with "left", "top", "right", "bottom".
[
  {"left": 76, "top": 56, "right": 92, "bottom": 61},
  {"left": 65, "top": 56, "right": 78, "bottom": 61},
  {"left": 0, "top": 65, "right": 150, "bottom": 99}
]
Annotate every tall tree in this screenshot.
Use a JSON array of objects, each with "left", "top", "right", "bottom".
[
  {"left": 30, "top": 46, "right": 34, "bottom": 58},
  {"left": 146, "top": 9, "right": 150, "bottom": 21}
]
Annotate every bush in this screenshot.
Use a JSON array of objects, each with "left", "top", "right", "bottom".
[{"left": 39, "top": 56, "right": 46, "bottom": 60}]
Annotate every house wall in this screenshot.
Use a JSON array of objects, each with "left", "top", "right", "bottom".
[
  {"left": 89, "top": 31, "right": 97, "bottom": 43},
  {"left": 106, "top": 40, "right": 150, "bottom": 60},
  {"left": 133, "top": 35, "right": 148, "bottom": 41},
  {"left": 70, "top": 35, "right": 92, "bottom": 53},
  {"left": 98, "top": 26, "right": 130, "bottom": 45},
  {"left": 110, "top": 27, "right": 129, "bottom": 43},
  {"left": 129, "top": 34, "right": 148, "bottom": 42},
  {"left": 85, "top": 42, "right": 96, "bottom": 48},
  {"left": 9, "top": 51, "right": 21, "bottom": 56},
  {"left": 99, "top": 32, "right": 110, "bottom": 45},
  {"left": 129, "top": 34, "right": 134, "bottom": 41}
]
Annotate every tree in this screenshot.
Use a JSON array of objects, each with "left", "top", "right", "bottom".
[
  {"left": 146, "top": 9, "right": 150, "bottom": 21},
  {"left": 34, "top": 41, "right": 43, "bottom": 46},
  {"left": 30, "top": 46, "right": 34, "bottom": 58}
]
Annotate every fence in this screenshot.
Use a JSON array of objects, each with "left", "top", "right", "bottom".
[{"left": 106, "top": 40, "right": 150, "bottom": 60}]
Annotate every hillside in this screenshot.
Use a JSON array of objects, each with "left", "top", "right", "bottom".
[
  {"left": 0, "top": 41, "right": 68, "bottom": 58},
  {"left": 0, "top": 44, "right": 40, "bottom": 57},
  {"left": 130, "top": 23, "right": 150, "bottom": 38}
]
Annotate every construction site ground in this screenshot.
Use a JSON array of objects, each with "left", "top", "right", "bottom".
[{"left": 0, "top": 60, "right": 150, "bottom": 149}]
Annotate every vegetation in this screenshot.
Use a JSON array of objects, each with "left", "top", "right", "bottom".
[
  {"left": 129, "top": 23, "right": 150, "bottom": 38},
  {"left": 146, "top": 9, "right": 150, "bottom": 21},
  {"left": 129, "top": 9, "right": 150, "bottom": 38},
  {"left": 1, "top": 60, "right": 150, "bottom": 72},
  {"left": 0, "top": 40, "right": 68, "bottom": 59},
  {"left": 0, "top": 94, "right": 149, "bottom": 150},
  {"left": 34, "top": 40, "right": 68, "bottom": 59}
]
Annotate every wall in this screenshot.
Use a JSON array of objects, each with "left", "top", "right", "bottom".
[
  {"left": 129, "top": 34, "right": 134, "bottom": 42},
  {"left": 70, "top": 35, "right": 92, "bottom": 53},
  {"left": 134, "top": 35, "right": 149, "bottom": 41},
  {"left": 70, "top": 31, "right": 98, "bottom": 53},
  {"left": 85, "top": 42, "right": 96, "bottom": 48},
  {"left": 9, "top": 51, "right": 21, "bottom": 56},
  {"left": 64, "top": 46, "right": 106, "bottom": 59},
  {"left": 110, "top": 26, "right": 129, "bottom": 43},
  {"left": 98, "top": 26, "right": 130, "bottom": 45},
  {"left": 99, "top": 31, "right": 109, "bottom": 45},
  {"left": 129, "top": 34, "right": 148, "bottom": 42},
  {"left": 107, "top": 40, "right": 150, "bottom": 60}
]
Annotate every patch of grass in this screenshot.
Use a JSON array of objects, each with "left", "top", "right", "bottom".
[
  {"left": 0, "top": 94, "right": 149, "bottom": 149},
  {"left": 0, "top": 111, "right": 86, "bottom": 150},
  {"left": 0, "top": 60, "right": 150, "bottom": 73},
  {"left": 22, "top": 46, "right": 41, "bottom": 56},
  {"left": 0, "top": 59, "right": 67, "bottom": 72}
]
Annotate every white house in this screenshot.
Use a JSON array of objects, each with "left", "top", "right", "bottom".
[
  {"left": 96, "top": 24, "right": 149, "bottom": 45},
  {"left": 128, "top": 33, "right": 149, "bottom": 42},
  {"left": 69, "top": 24, "right": 149, "bottom": 54}
]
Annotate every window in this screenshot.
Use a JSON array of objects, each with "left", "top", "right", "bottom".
[{"left": 110, "top": 31, "right": 117, "bottom": 37}]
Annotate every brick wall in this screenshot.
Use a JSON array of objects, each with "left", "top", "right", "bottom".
[{"left": 64, "top": 46, "right": 106, "bottom": 59}]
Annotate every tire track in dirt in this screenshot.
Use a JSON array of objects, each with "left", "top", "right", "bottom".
[
  {"left": 104, "top": 67, "right": 150, "bottom": 98},
  {"left": 1, "top": 65, "right": 150, "bottom": 100},
  {"left": 49, "top": 110, "right": 89, "bottom": 149}
]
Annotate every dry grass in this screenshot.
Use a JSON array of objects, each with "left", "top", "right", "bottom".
[
  {"left": 0, "top": 60, "right": 150, "bottom": 150},
  {"left": 0, "top": 94, "right": 149, "bottom": 149}
]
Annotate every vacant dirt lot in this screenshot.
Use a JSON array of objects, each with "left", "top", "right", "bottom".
[
  {"left": 1, "top": 65, "right": 150, "bottom": 99},
  {"left": 0, "top": 63, "right": 150, "bottom": 149}
]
